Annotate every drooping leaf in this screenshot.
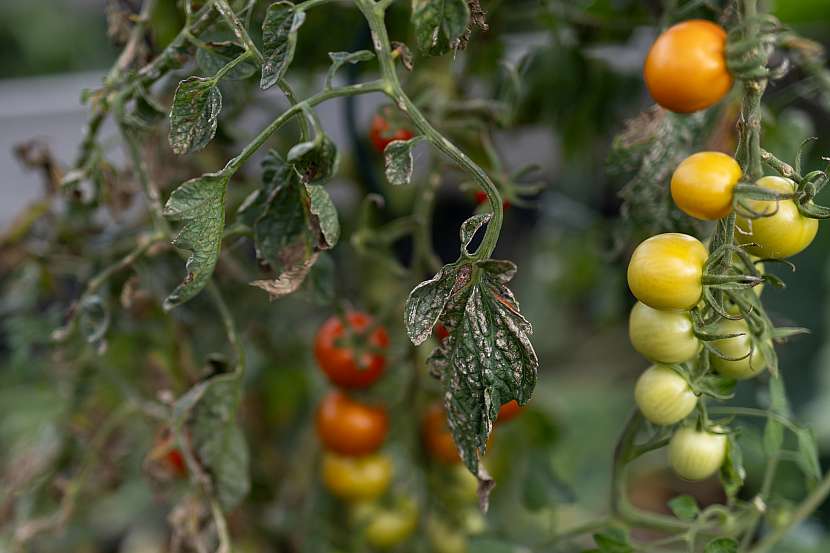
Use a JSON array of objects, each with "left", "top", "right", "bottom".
[
  {"left": 667, "top": 495, "right": 700, "bottom": 522},
  {"left": 796, "top": 427, "right": 822, "bottom": 485},
  {"left": 720, "top": 433, "right": 745, "bottom": 500},
  {"left": 704, "top": 538, "right": 738, "bottom": 553},
  {"left": 326, "top": 50, "right": 374, "bottom": 89},
  {"left": 405, "top": 263, "right": 461, "bottom": 345},
  {"left": 384, "top": 137, "right": 421, "bottom": 186},
  {"left": 168, "top": 77, "right": 222, "bottom": 155},
  {"left": 252, "top": 252, "right": 319, "bottom": 300},
  {"left": 163, "top": 172, "right": 229, "bottom": 309},
  {"left": 305, "top": 184, "right": 340, "bottom": 248},
  {"left": 260, "top": 1, "right": 305, "bottom": 90},
  {"left": 174, "top": 374, "right": 250, "bottom": 511},
  {"left": 411, "top": 0, "right": 470, "bottom": 56},
  {"left": 287, "top": 132, "right": 339, "bottom": 184},
  {"left": 196, "top": 41, "right": 257, "bottom": 80},
  {"left": 763, "top": 376, "right": 789, "bottom": 456}
]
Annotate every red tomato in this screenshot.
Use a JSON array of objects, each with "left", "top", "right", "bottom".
[
  {"left": 474, "top": 191, "right": 510, "bottom": 209},
  {"left": 496, "top": 400, "right": 523, "bottom": 423},
  {"left": 434, "top": 323, "right": 450, "bottom": 342},
  {"left": 316, "top": 391, "right": 389, "bottom": 456},
  {"left": 369, "top": 114, "right": 413, "bottom": 153},
  {"left": 314, "top": 312, "right": 389, "bottom": 389}
]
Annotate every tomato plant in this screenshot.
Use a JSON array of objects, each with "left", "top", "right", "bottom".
[
  {"left": 668, "top": 427, "right": 729, "bottom": 481},
  {"left": 314, "top": 311, "right": 389, "bottom": 389}
]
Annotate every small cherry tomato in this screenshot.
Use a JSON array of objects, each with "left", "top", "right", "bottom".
[
  {"left": 671, "top": 152, "right": 743, "bottom": 220},
  {"left": 669, "top": 427, "right": 728, "bottom": 481},
  {"left": 474, "top": 191, "right": 510, "bottom": 209},
  {"left": 369, "top": 114, "right": 413, "bottom": 153},
  {"left": 709, "top": 318, "right": 767, "bottom": 380},
  {"left": 644, "top": 20, "right": 732, "bottom": 113},
  {"left": 317, "top": 391, "right": 389, "bottom": 456},
  {"left": 321, "top": 452, "right": 393, "bottom": 502},
  {"left": 434, "top": 323, "right": 450, "bottom": 342},
  {"left": 627, "top": 233, "right": 709, "bottom": 311},
  {"left": 422, "top": 403, "right": 461, "bottom": 464},
  {"left": 363, "top": 498, "right": 419, "bottom": 549},
  {"left": 736, "top": 176, "right": 818, "bottom": 258},
  {"left": 314, "top": 311, "right": 389, "bottom": 389},
  {"left": 634, "top": 365, "right": 697, "bottom": 426},
  {"left": 426, "top": 516, "right": 468, "bottom": 553},
  {"left": 629, "top": 302, "right": 700, "bottom": 364},
  {"left": 148, "top": 428, "right": 188, "bottom": 478},
  {"left": 496, "top": 400, "right": 523, "bottom": 423}
]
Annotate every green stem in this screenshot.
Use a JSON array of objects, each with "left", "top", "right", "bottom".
[
  {"left": 355, "top": 0, "right": 504, "bottom": 260},
  {"left": 207, "top": 281, "right": 245, "bottom": 376},
  {"left": 213, "top": 51, "right": 253, "bottom": 81}
]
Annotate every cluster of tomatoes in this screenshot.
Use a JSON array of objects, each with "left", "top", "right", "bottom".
[{"left": 627, "top": 18, "right": 823, "bottom": 482}]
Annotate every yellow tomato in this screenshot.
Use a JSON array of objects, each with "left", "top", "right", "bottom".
[
  {"left": 627, "top": 233, "right": 709, "bottom": 311},
  {"left": 644, "top": 20, "right": 733, "bottom": 113},
  {"left": 634, "top": 365, "right": 698, "bottom": 426},
  {"left": 426, "top": 516, "right": 467, "bottom": 553},
  {"left": 321, "top": 452, "right": 393, "bottom": 502},
  {"left": 629, "top": 302, "right": 700, "bottom": 364},
  {"left": 709, "top": 318, "right": 767, "bottom": 380},
  {"left": 669, "top": 427, "right": 728, "bottom": 481},
  {"left": 736, "top": 176, "right": 818, "bottom": 258},
  {"left": 364, "top": 499, "right": 419, "bottom": 549},
  {"left": 671, "top": 152, "right": 742, "bottom": 220}
]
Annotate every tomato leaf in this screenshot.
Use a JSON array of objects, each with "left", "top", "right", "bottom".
[
  {"left": 168, "top": 76, "right": 222, "bottom": 155},
  {"left": 260, "top": 1, "right": 305, "bottom": 90},
  {"left": 592, "top": 527, "right": 633, "bottom": 553},
  {"left": 763, "top": 376, "right": 789, "bottom": 456},
  {"left": 384, "top": 137, "right": 422, "bottom": 186},
  {"left": 325, "top": 50, "right": 374, "bottom": 89},
  {"left": 704, "top": 538, "right": 738, "bottom": 553},
  {"left": 796, "top": 427, "right": 822, "bottom": 486},
  {"left": 286, "top": 112, "right": 339, "bottom": 184},
  {"left": 174, "top": 373, "right": 250, "bottom": 511},
  {"left": 405, "top": 215, "right": 538, "bottom": 481},
  {"left": 196, "top": 41, "right": 257, "bottom": 80},
  {"left": 411, "top": 0, "right": 470, "bottom": 56},
  {"left": 667, "top": 495, "right": 700, "bottom": 521},
  {"left": 719, "top": 433, "right": 745, "bottom": 500},
  {"left": 163, "top": 172, "right": 228, "bottom": 309}
]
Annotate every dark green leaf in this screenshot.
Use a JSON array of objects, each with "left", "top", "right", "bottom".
[
  {"left": 704, "top": 538, "right": 738, "bottom": 553},
  {"left": 326, "top": 50, "right": 374, "bottom": 89},
  {"left": 287, "top": 132, "right": 339, "bottom": 184},
  {"left": 411, "top": 0, "right": 470, "bottom": 56},
  {"left": 405, "top": 263, "right": 461, "bottom": 345},
  {"left": 305, "top": 184, "right": 339, "bottom": 248},
  {"left": 667, "top": 495, "right": 700, "bottom": 522},
  {"left": 694, "top": 374, "right": 736, "bottom": 400},
  {"left": 260, "top": 1, "right": 305, "bottom": 90},
  {"left": 592, "top": 527, "right": 633, "bottom": 553},
  {"left": 796, "top": 427, "right": 822, "bottom": 484},
  {"left": 196, "top": 41, "right": 257, "bottom": 80},
  {"left": 384, "top": 137, "right": 421, "bottom": 186},
  {"left": 163, "top": 172, "right": 229, "bottom": 309},
  {"left": 720, "top": 433, "right": 745, "bottom": 500},
  {"left": 168, "top": 76, "right": 222, "bottom": 155},
  {"left": 460, "top": 213, "right": 491, "bottom": 254}
]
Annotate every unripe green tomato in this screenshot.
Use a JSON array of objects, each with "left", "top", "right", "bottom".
[
  {"left": 634, "top": 365, "right": 698, "bottom": 426},
  {"left": 669, "top": 427, "right": 727, "bottom": 481},
  {"left": 736, "top": 176, "right": 818, "bottom": 258},
  {"left": 627, "top": 233, "right": 709, "bottom": 311},
  {"left": 709, "top": 318, "right": 767, "bottom": 380},
  {"left": 364, "top": 499, "right": 419, "bottom": 549},
  {"left": 426, "top": 516, "right": 467, "bottom": 553},
  {"left": 629, "top": 302, "right": 700, "bottom": 364}
]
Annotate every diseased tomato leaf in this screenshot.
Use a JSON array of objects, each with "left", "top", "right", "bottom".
[
  {"left": 163, "top": 172, "right": 228, "bottom": 309},
  {"left": 404, "top": 214, "right": 538, "bottom": 492},
  {"left": 196, "top": 41, "right": 257, "bottom": 80},
  {"left": 411, "top": 0, "right": 470, "bottom": 56},
  {"left": 260, "top": 1, "right": 305, "bottom": 90},
  {"left": 168, "top": 76, "right": 222, "bottom": 155},
  {"left": 384, "top": 137, "right": 422, "bottom": 186},
  {"left": 325, "top": 50, "right": 374, "bottom": 89}
]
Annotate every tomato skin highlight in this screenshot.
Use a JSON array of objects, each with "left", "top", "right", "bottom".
[
  {"left": 736, "top": 176, "right": 818, "bottom": 259},
  {"left": 644, "top": 20, "right": 732, "bottom": 113},
  {"left": 496, "top": 400, "right": 523, "bottom": 423},
  {"left": 316, "top": 391, "right": 389, "bottom": 456},
  {"left": 634, "top": 365, "right": 697, "bottom": 426},
  {"left": 369, "top": 114, "right": 413, "bottom": 153},
  {"left": 321, "top": 452, "right": 393, "bottom": 502},
  {"left": 627, "top": 233, "right": 708, "bottom": 311},
  {"left": 363, "top": 499, "right": 419, "bottom": 549},
  {"left": 671, "top": 152, "right": 742, "bottom": 220},
  {"left": 314, "top": 312, "right": 389, "bottom": 389},
  {"left": 669, "top": 427, "right": 728, "bottom": 481},
  {"left": 709, "top": 318, "right": 767, "bottom": 380},
  {"left": 629, "top": 302, "right": 700, "bottom": 364}
]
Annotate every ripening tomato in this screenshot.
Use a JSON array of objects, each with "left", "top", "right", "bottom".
[
  {"left": 369, "top": 114, "right": 414, "bottom": 153},
  {"left": 316, "top": 391, "right": 389, "bottom": 456},
  {"left": 669, "top": 427, "right": 728, "bottom": 480},
  {"left": 671, "top": 152, "right": 742, "bottom": 220},
  {"left": 629, "top": 302, "right": 700, "bottom": 364},
  {"left": 363, "top": 498, "right": 419, "bottom": 549},
  {"left": 149, "top": 428, "right": 188, "bottom": 478},
  {"left": 314, "top": 312, "right": 389, "bottom": 389},
  {"left": 644, "top": 20, "right": 732, "bottom": 113},
  {"left": 709, "top": 318, "right": 767, "bottom": 380},
  {"left": 736, "top": 176, "right": 818, "bottom": 258},
  {"left": 422, "top": 403, "right": 461, "bottom": 463},
  {"left": 634, "top": 365, "right": 697, "bottom": 426},
  {"left": 496, "top": 400, "right": 523, "bottom": 423},
  {"left": 321, "top": 452, "right": 393, "bottom": 501},
  {"left": 627, "top": 233, "right": 709, "bottom": 311}
]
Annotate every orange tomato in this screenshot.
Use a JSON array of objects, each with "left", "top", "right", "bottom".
[
  {"left": 496, "top": 400, "right": 523, "bottom": 423},
  {"left": 644, "top": 20, "right": 732, "bottom": 113},
  {"left": 671, "top": 152, "right": 742, "bottom": 220},
  {"left": 422, "top": 403, "right": 462, "bottom": 464},
  {"left": 316, "top": 391, "right": 389, "bottom": 456}
]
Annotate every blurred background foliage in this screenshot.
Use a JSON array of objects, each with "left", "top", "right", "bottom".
[{"left": 2, "top": 0, "right": 830, "bottom": 552}]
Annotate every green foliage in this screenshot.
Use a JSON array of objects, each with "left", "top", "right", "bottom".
[
  {"left": 410, "top": 0, "right": 470, "bottom": 56},
  {"left": 260, "top": 1, "right": 305, "bottom": 90},
  {"left": 196, "top": 41, "right": 258, "bottom": 79},
  {"left": 169, "top": 76, "right": 223, "bottom": 155}
]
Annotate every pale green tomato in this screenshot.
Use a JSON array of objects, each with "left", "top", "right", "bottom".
[
  {"left": 669, "top": 427, "right": 727, "bottom": 480},
  {"left": 629, "top": 302, "right": 700, "bottom": 364},
  {"left": 709, "top": 318, "right": 767, "bottom": 380},
  {"left": 364, "top": 499, "right": 419, "bottom": 549},
  {"left": 634, "top": 365, "right": 697, "bottom": 426},
  {"left": 426, "top": 516, "right": 467, "bottom": 553}
]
